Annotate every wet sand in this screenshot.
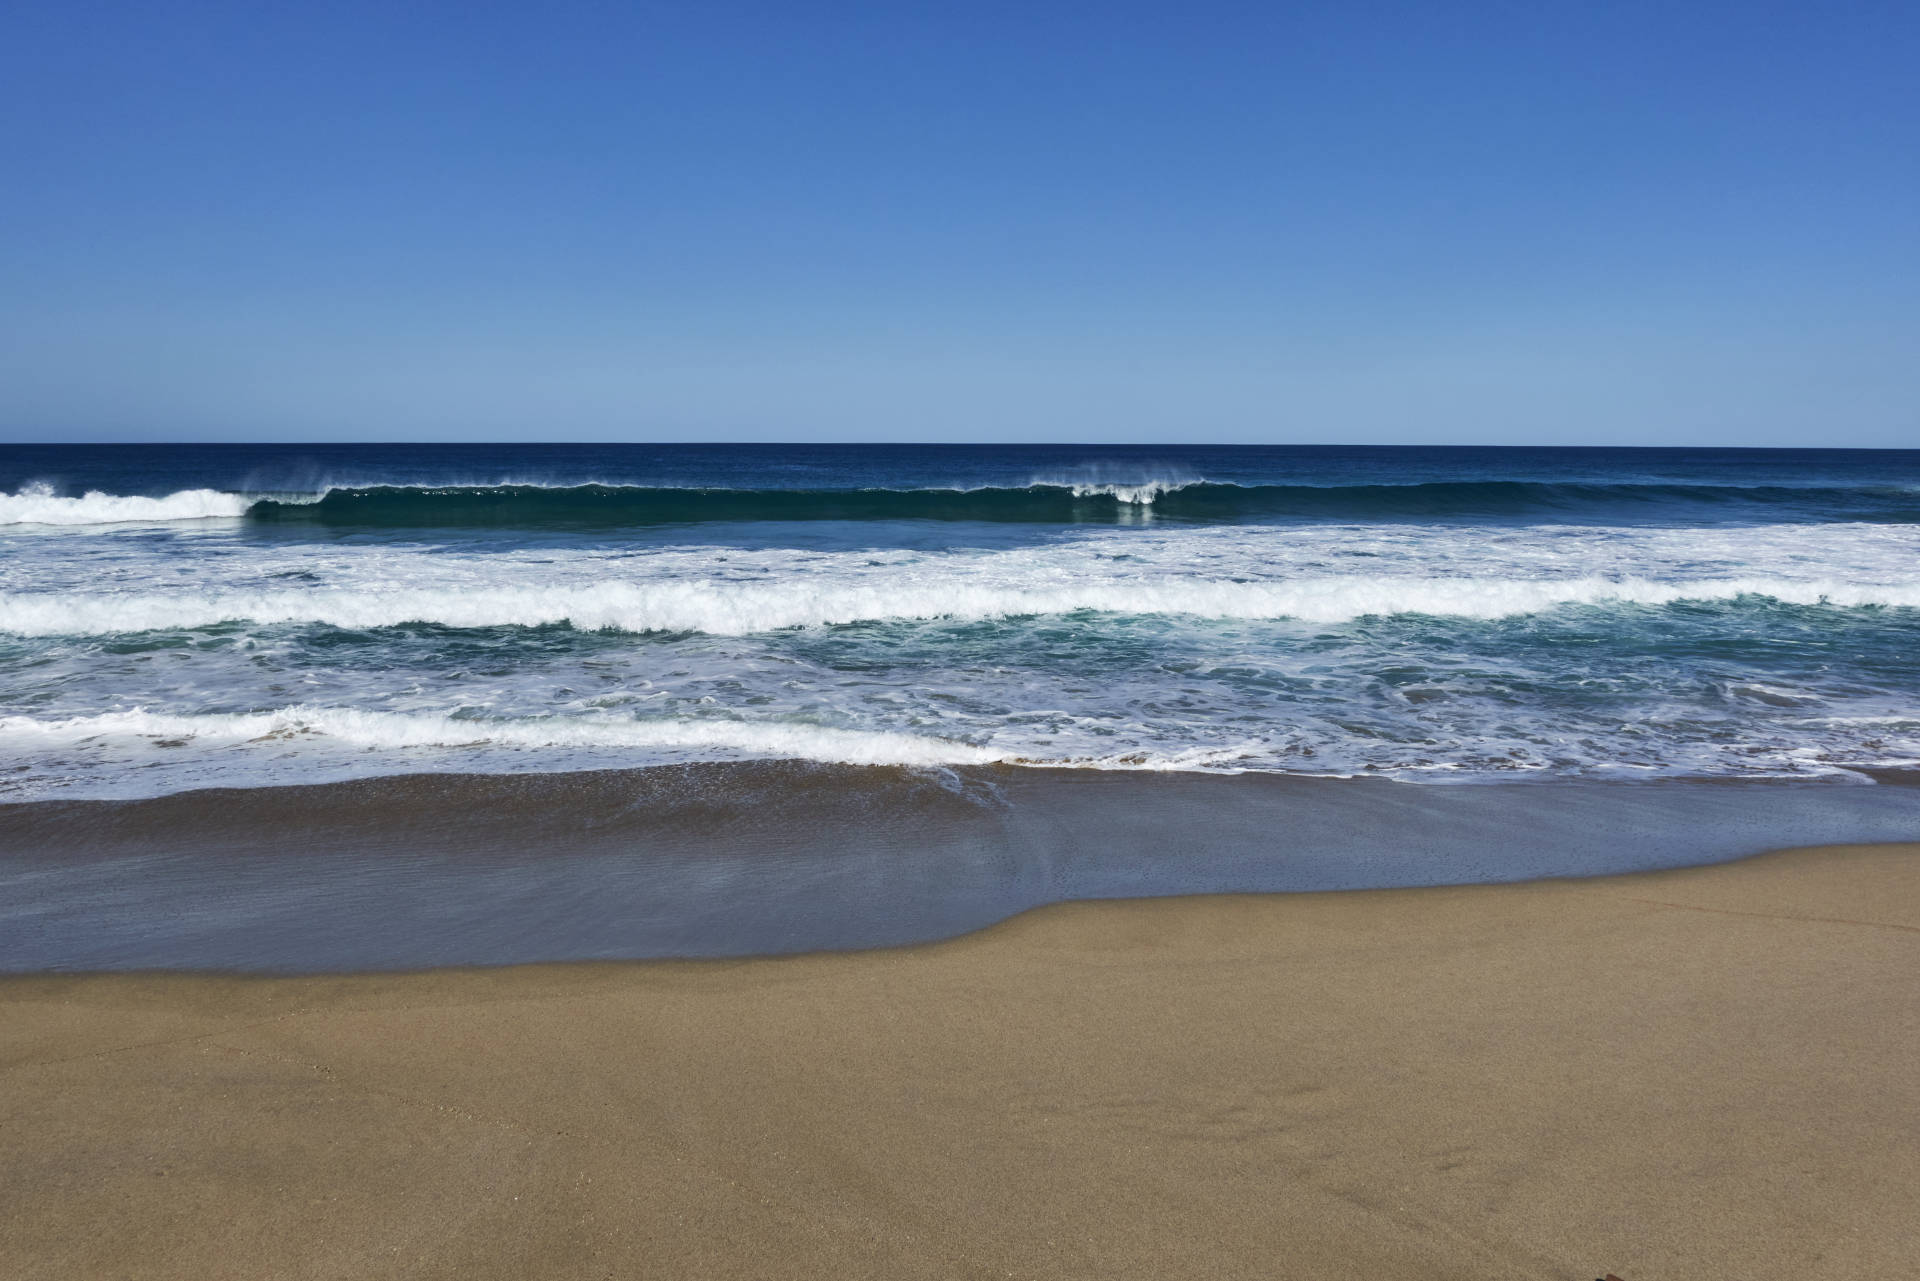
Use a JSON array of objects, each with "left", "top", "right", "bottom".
[{"left": 3, "top": 842, "right": 1918, "bottom": 1280}]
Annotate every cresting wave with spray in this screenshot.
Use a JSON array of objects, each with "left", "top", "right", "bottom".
[{"left": 9, "top": 476, "right": 1920, "bottom": 527}]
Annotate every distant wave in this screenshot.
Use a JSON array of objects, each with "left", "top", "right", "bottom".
[
  {"left": 10, "top": 478, "right": 1920, "bottom": 529},
  {"left": 7, "top": 575, "right": 1920, "bottom": 637},
  {"left": 242, "top": 479, "right": 1920, "bottom": 527},
  {"left": 242, "top": 481, "right": 1213, "bottom": 526},
  {"left": 0, "top": 706, "right": 1252, "bottom": 772},
  {"left": 0, "top": 483, "right": 252, "bottom": 526}
]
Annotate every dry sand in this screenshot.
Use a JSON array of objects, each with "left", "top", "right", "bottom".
[{"left": 3, "top": 842, "right": 1917, "bottom": 1280}]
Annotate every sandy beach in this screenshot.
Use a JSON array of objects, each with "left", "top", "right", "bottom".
[{"left": 4, "top": 841, "right": 1917, "bottom": 1280}]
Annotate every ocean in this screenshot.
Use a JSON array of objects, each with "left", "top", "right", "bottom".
[
  {"left": 8, "top": 442, "right": 1920, "bottom": 795},
  {"left": 5, "top": 443, "right": 1920, "bottom": 969}
]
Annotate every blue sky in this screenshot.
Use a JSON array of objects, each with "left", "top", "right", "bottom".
[{"left": 1, "top": 1, "right": 1915, "bottom": 444}]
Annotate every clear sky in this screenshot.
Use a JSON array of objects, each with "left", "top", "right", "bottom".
[{"left": 1, "top": 1, "right": 1915, "bottom": 445}]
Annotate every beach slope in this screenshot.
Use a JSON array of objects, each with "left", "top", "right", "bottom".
[{"left": 4, "top": 842, "right": 1917, "bottom": 1280}]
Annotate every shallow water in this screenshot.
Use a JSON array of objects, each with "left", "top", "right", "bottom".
[{"left": 6, "top": 764, "right": 1920, "bottom": 972}]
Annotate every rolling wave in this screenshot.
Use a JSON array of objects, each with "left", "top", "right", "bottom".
[
  {"left": 243, "top": 480, "right": 1920, "bottom": 527},
  {"left": 9, "top": 478, "right": 1920, "bottom": 528},
  {"left": 244, "top": 481, "right": 1205, "bottom": 526},
  {"left": 6, "top": 575, "right": 1919, "bottom": 637}
]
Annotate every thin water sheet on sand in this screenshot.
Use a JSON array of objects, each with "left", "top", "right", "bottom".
[{"left": 6, "top": 764, "right": 1920, "bottom": 969}]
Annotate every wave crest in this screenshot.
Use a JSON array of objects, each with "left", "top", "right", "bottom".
[
  {"left": 242, "top": 479, "right": 1920, "bottom": 527},
  {"left": 6, "top": 575, "right": 1919, "bottom": 637},
  {"left": 0, "top": 483, "right": 252, "bottom": 526},
  {"left": 8, "top": 478, "right": 1920, "bottom": 529}
]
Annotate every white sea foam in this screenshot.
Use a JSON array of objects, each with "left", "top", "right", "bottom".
[
  {"left": 0, "top": 483, "right": 253, "bottom": 526},
  {"left": 0, "top": 706, "right": 1258, "bottom": 773},
  {"left": 0, "top": 706, "right": 1002, "bottom": 767},
  {"left": 1059, "top": 479, "right": 1195, "bottom": 504},
  {"left": 8, "top": 514, "right": 1920, "bottom": 798},
  {"left": 1029, "top": 465, "right": 1203, "bottom": 505},
  {"left": 4, "top": 574, "right": 1919, "bottom": 637}
]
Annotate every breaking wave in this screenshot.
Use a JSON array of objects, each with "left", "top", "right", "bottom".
[
  {"left": 241, "top": 480, "right": 1920, "bottom": 526},
  {"left": 10, "top": 478, "right": 1920, "bottom": 528},
  {"left": 6, "top": 575, "right": 1920, "bottom": 637},
  {"left": 0, "top": 483, "right": 253, "bottom": 526}
]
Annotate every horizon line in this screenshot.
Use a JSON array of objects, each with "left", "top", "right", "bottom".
[{"left": 5, "top": 440, "right": 1920, "bottom": 453}]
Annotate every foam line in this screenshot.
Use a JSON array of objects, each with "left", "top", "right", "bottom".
[
  {"left": 4, "top": 575, "right": 1919, "bottom": 637},
  {"left": 0, "top": 706, "right": 1254, "bottom": 772}
]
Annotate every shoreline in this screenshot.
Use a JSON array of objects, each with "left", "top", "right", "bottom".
[
  {"left": 5, "top": 842, "right": 1917, "bottom": 1279},
  {"left": 7, "top": 762, "right": 1920, "bottom": 972}
]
